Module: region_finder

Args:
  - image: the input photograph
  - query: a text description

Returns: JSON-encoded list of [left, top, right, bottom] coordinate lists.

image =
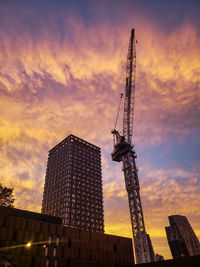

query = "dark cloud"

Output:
[[136, 72, 200, 135], [0, 0, 199, 39], [17, 171, 30, 181]]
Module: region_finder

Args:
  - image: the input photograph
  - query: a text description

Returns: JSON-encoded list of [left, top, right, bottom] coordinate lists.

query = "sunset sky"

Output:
[[0, 0, 200, 260]]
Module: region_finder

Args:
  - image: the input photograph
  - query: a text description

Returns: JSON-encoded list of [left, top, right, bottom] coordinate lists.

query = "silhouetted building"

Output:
[[154, 253, 164, 262], [137, 255, 200, 267], [42, 134, 104, 233], [165, 215, 200, 259], [0, 206, 134, 267]]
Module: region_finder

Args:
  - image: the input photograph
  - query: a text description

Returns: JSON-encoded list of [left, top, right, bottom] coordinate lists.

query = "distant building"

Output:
[[41, 134, 104, 233], [0, 206, 134, 267], [165, 215, 200, 259], [146, 234, 163, 262], [154, 253, 164, 262]]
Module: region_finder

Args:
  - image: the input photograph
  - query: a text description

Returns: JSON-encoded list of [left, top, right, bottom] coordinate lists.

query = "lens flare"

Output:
[[25, 242, 31, 247]]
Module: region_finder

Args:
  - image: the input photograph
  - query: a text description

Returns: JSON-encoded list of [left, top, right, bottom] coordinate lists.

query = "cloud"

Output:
[[133, 24, 200, 144], [1, 12, 199, 148]]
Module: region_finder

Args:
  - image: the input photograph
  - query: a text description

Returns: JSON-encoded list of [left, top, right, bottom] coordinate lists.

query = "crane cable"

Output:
[[114, 93, 123, 130]]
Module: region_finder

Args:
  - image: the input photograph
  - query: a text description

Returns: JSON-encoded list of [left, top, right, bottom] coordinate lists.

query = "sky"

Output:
[[0, 0, 200, 260]]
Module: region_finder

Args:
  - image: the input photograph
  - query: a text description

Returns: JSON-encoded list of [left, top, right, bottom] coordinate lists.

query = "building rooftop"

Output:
[[49, 134, 100, 153], [0, 206, 62, 225]]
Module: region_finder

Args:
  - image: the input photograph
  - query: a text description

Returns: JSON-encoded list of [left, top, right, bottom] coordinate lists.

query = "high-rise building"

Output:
[[165, 215, 200, 259], [42, 134, 104, 233]]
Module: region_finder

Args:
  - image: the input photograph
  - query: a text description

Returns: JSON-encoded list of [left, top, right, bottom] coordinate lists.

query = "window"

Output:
[[12, 230, 17, 241], [68, 238, 72, 248], [113, 244, 118, 253], [48, 236, 52, 245], [53, 248, 56, 257], [45, 247, 48, 256], [65, 219, 69, 224]]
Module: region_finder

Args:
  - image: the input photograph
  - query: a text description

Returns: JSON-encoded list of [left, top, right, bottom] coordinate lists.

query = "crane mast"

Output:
[[111, 29, 151, 264]]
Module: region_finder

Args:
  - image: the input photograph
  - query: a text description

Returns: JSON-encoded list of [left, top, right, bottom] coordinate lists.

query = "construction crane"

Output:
[[111, 29, 151, 264]]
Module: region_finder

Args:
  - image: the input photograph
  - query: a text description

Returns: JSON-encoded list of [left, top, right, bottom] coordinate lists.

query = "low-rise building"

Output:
[[154, 253, 164, 262], [0, 206, 134, 267]]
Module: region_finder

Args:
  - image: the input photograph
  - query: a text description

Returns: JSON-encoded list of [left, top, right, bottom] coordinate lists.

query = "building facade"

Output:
[[0, 207, 134, 267], [42, 134, 104, 233], [165, 215, 200, 259]]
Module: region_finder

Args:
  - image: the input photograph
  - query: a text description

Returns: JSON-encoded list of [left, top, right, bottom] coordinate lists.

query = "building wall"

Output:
[[165, 226, 188, 259], [42, 134, 104, 233], [0, 207, 134, 267]]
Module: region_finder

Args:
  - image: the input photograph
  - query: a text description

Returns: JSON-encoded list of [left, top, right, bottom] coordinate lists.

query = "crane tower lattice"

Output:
[[111, 29, 151, 264]]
